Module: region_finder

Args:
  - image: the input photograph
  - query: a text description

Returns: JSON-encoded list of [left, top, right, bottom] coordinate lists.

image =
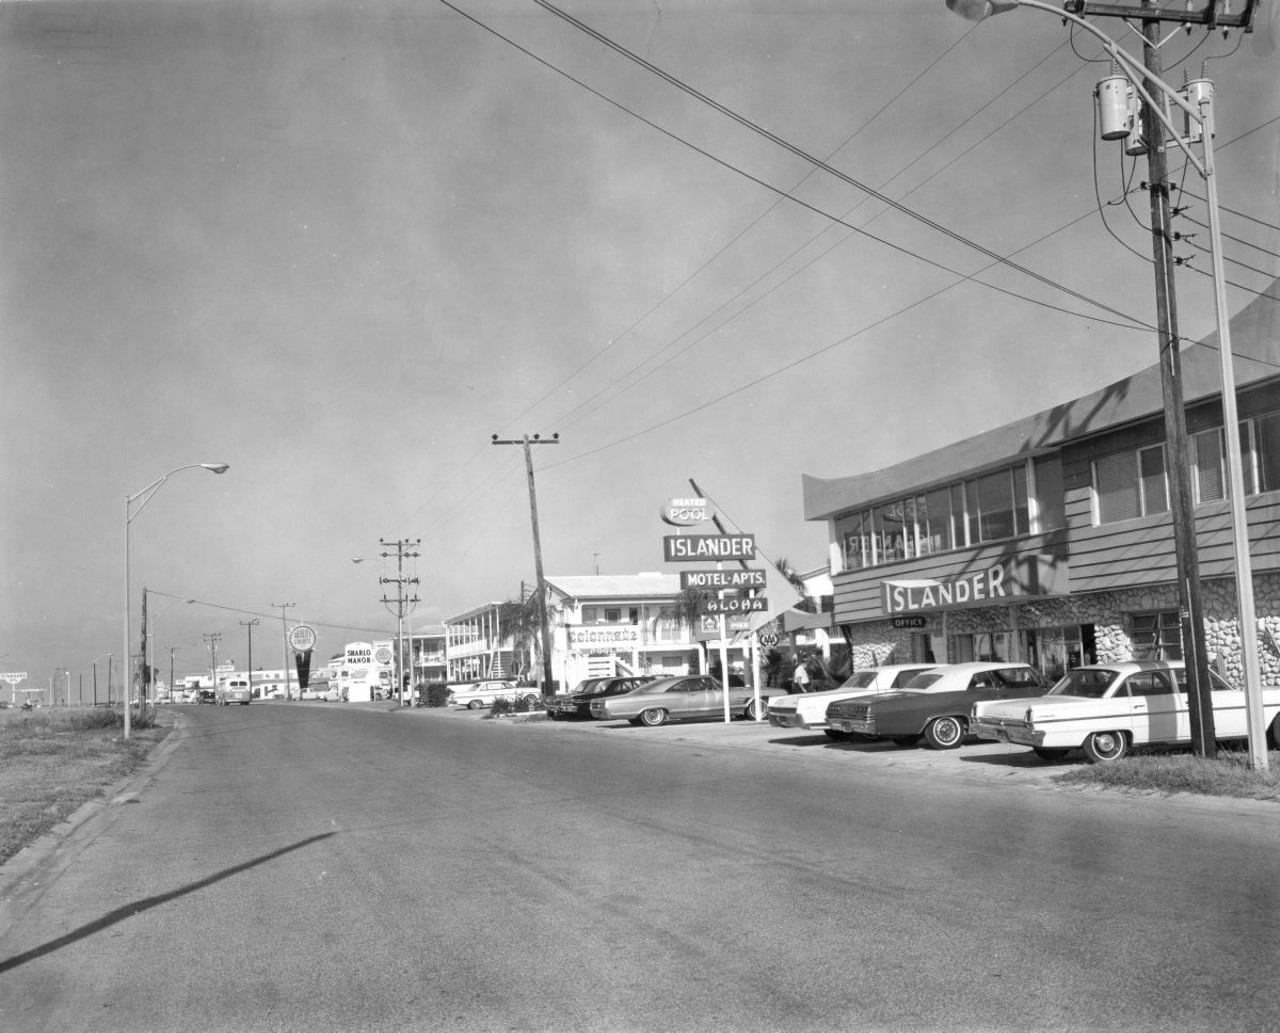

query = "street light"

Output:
[[123, 463, 229, 738], [946, 0, 1267, 769]]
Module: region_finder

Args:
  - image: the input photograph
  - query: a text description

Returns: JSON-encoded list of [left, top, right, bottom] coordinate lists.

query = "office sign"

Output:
[[681, 568, 766, 591], [663, 534, 755, 562]]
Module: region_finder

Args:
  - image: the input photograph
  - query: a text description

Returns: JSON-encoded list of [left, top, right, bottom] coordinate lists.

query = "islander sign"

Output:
[[663, 534, 755, 562], [882, 566, 1008, 614]]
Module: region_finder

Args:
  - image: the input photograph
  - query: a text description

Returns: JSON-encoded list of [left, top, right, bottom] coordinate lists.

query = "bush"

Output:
[[488, 693, 544, 717], [424, 682, 450, 708]]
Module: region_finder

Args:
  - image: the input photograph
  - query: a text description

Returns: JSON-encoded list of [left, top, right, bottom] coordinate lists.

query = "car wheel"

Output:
[[639, 708, 668, 727], [1032, 747, 1070, 761], [890, 735, 920, 747], [743, 700, 763, 721], [823, 729, 853, 741], [1081, 730, 1128, 763], [523, 694, 540, 706], [467, 699, 485, 710], [923, 715, 965, 750], [1269, 714, 1280, 751]]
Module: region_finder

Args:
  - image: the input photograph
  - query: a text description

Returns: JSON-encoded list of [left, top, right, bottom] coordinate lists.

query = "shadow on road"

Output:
[[0, 831, 336, 975]]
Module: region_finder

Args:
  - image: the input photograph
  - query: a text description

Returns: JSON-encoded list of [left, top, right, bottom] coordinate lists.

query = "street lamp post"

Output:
[[946, 0, 1267, 769], [123, 462, 229, 739]]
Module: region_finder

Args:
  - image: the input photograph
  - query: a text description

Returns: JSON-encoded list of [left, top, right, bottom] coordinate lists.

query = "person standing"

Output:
[[793, 658, 811, 692]]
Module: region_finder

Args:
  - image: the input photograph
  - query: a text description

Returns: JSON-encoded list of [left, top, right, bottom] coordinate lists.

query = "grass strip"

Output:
[[1055, 746, 1280, 801], [0, 708, 171, 866]]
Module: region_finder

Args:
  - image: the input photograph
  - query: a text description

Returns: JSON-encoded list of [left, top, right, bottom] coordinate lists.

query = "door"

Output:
[[1125, 669, 1183, 745], [684, 677, 721, 717]]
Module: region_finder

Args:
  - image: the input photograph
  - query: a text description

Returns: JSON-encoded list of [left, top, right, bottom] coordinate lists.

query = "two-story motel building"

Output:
[[803, 282, 1280, 688]]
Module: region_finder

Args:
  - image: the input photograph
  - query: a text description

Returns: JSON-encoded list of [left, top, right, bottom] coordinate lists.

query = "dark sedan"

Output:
[[547, 676, 658, 719], [824, 662, 1050, 750]]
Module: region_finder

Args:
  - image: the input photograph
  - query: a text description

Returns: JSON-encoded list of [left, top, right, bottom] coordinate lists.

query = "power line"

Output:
[[527, 0, 1147, 330]]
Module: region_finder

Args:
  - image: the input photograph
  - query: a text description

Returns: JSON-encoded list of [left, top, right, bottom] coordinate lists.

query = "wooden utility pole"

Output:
[[492, 433, 560, 696]]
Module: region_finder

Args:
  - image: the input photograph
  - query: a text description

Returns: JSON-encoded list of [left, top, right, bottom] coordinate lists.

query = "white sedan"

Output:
[[766, 663, 942, 740], [447, 680, 533, 709], [971, 660, 1280, 762]]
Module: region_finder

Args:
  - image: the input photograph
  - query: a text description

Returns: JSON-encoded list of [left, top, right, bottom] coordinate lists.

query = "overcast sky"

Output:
[[2, 0, 1277, 687]]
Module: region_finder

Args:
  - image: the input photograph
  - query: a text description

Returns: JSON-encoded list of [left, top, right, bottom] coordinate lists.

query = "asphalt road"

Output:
[[1, 703, 1277, 1032]]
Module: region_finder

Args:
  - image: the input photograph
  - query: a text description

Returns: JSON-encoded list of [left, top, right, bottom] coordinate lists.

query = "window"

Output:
[[603, 608, 621, 623], [1191, 428, 1226, 503], [839, 510, 874, 570], [833, 460, 1036, 570], [919, 486, 953, 554], [1126, 671, 1175, 697], [1252, 411, 1280, 493], [1129, 611, 1182, 660], [1094, 445, 1168, 523]]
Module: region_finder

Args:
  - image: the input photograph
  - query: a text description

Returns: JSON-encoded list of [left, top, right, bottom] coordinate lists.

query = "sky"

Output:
[[2, 0, 1278, 690]]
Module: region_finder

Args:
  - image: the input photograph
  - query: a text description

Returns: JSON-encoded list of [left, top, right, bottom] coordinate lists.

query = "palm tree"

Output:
[[774, 557, 816, 613], [498, 594, 541, 682]]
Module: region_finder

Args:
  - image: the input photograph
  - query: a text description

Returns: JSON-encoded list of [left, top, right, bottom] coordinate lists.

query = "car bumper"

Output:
[[827, 717, 873, 735], [972, 719, 1043, 746], [767, 711, 804, 729]]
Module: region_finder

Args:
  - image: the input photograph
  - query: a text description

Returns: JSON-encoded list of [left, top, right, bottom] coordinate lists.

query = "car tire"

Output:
[[1269, 714, 1280, 751], [1032, 747, 1070, 761], [743, 700, 763, 721], [1081, 730, 1128, 763], [923, 715, 965, 750], [467, 699, 485, 710], [639, 708, 668, 727], [523, 694, 539, 707], [890, 735, 920, 747], [823, 729, 853, 741]]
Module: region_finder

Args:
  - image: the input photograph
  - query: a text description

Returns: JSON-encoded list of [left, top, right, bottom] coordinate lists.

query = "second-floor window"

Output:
[[1093, 409, 1280, 525], [836, 460, 1035, 570]]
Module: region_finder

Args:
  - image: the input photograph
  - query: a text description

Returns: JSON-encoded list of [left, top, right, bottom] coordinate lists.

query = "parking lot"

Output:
[[406, 702, 1073, 787]]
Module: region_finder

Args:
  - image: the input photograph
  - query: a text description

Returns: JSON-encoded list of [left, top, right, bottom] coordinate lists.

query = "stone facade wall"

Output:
[[839, 571, 1280, 683]]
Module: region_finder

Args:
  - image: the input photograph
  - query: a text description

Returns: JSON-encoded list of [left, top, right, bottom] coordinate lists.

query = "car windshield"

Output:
[[1047, 668, 1119, 698], [838, 670, 879, 690]]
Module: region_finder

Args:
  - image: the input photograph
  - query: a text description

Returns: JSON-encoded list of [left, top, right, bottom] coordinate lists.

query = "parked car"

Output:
[[447, 680, 532, 709], [970, 660, 1280, 762], [825, 662, 1051, 750], [548, 676, 658, 719], [196, 688, 217, 705], [767, 663, 942, 739], [320, 685, 347, 702], [589, 675, 769, 726]]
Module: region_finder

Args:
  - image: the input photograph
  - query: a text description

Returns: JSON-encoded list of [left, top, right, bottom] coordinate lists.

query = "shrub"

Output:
[[488, 693, 544, 717], [424, 682, 450, 708]]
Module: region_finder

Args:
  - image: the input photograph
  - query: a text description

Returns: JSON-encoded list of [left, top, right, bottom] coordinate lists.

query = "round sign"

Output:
[[660, 496, 715, 527], [288, 624, 317, 652], [758, 632, 779, 648], [374, 646, 394, 665]]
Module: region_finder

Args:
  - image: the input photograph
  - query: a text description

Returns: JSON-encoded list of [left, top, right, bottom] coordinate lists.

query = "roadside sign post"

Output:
[[1, 673, 28, 707]]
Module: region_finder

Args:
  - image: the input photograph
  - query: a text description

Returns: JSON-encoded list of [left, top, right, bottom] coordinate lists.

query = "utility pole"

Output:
[[272, 602, 295, 699], [239, 619, 260, 699], [1061, 0, 1234, 754], [203, 633, 221, 697], [378, 538, 421, 705], [492, 433, 560, 696], [169, 646, 177, 705]]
